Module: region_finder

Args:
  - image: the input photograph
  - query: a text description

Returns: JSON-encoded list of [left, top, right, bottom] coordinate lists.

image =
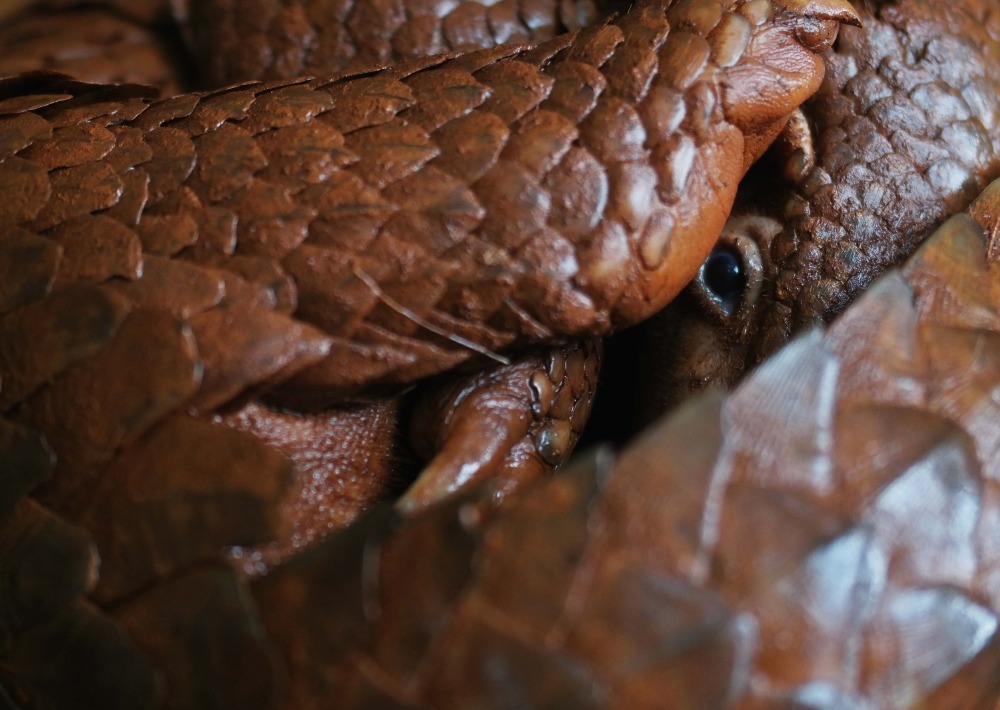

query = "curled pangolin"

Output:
[[0, 1, 860, 706], [0, 2, 855, 504], [9, 0, 1000, 707]]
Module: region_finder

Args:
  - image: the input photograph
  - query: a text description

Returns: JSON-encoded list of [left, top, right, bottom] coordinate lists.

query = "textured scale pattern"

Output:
[[0, 1, 850, 402], [0, 8, 184, 94], [611, 0, 1000, 423], [0, 0, 855, 664], [0, 0, 613, 531], [0, 419, 158, 709], [762, 0, 1000, 355], [0, 0, 928, 707], [176, 0, 614, 86], [234, 179, 1000, 709]]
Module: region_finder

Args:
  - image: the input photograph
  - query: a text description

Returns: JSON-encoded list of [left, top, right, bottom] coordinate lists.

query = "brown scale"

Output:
[[174, 0, 620, 87], [0, 419, 159, 709], [0, 0, 853, 599], [227, 179, 1000, 709], [613, 0, 1000, 426], [0, 1, 859, 706], [0, 2, 855, 398], [0, 8, 185, 95]]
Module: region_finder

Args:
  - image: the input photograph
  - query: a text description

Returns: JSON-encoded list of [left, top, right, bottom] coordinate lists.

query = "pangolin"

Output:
[[0, 1, 858, 705], [0, 0, 853, 558], [607, 0, 1000, 429]]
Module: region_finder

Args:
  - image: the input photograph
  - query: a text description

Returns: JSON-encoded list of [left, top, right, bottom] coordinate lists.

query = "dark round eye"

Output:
[[702, 247, 746, 313], [689, 215, 773, 323]]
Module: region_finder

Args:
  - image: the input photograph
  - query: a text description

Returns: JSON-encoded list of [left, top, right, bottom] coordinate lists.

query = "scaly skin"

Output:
[[5, 4, 1000, 710], [175, 0, 619, 86], [0, 0, 607, 575], [0, 1, 855, 401], [0, 1, 857, 705], [235, 178, 1000, 709], [2, 0, 621, 92], [0, 1, 854, 592], [0, 8, 186, 95], [618, 0, 1000, 421], [28, 0, 616, 78], [0, 420, 158, 709]]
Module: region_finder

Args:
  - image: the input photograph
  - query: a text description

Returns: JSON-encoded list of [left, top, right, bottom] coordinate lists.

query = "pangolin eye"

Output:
[[702, 247, 746, 313], [690, 215, 773, 323]]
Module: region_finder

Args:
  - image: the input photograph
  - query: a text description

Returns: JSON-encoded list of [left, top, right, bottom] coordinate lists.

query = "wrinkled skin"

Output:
[[609, 0, 1000, 426]]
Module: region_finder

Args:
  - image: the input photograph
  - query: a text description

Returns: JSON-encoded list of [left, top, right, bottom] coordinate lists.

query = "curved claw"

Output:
[[400, 341, 600, 513]]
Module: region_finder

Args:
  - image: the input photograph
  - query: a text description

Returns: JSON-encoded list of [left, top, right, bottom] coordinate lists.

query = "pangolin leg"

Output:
[[219, 398, 405, 576], [399, 339, 600, 513]]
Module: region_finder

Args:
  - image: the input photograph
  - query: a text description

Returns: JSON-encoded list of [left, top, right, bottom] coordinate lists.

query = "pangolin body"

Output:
[[0, 1, 863, 705], [7, 179, 997, 707], [1, 0, 855, 399], [0, 0, 853, 523]]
